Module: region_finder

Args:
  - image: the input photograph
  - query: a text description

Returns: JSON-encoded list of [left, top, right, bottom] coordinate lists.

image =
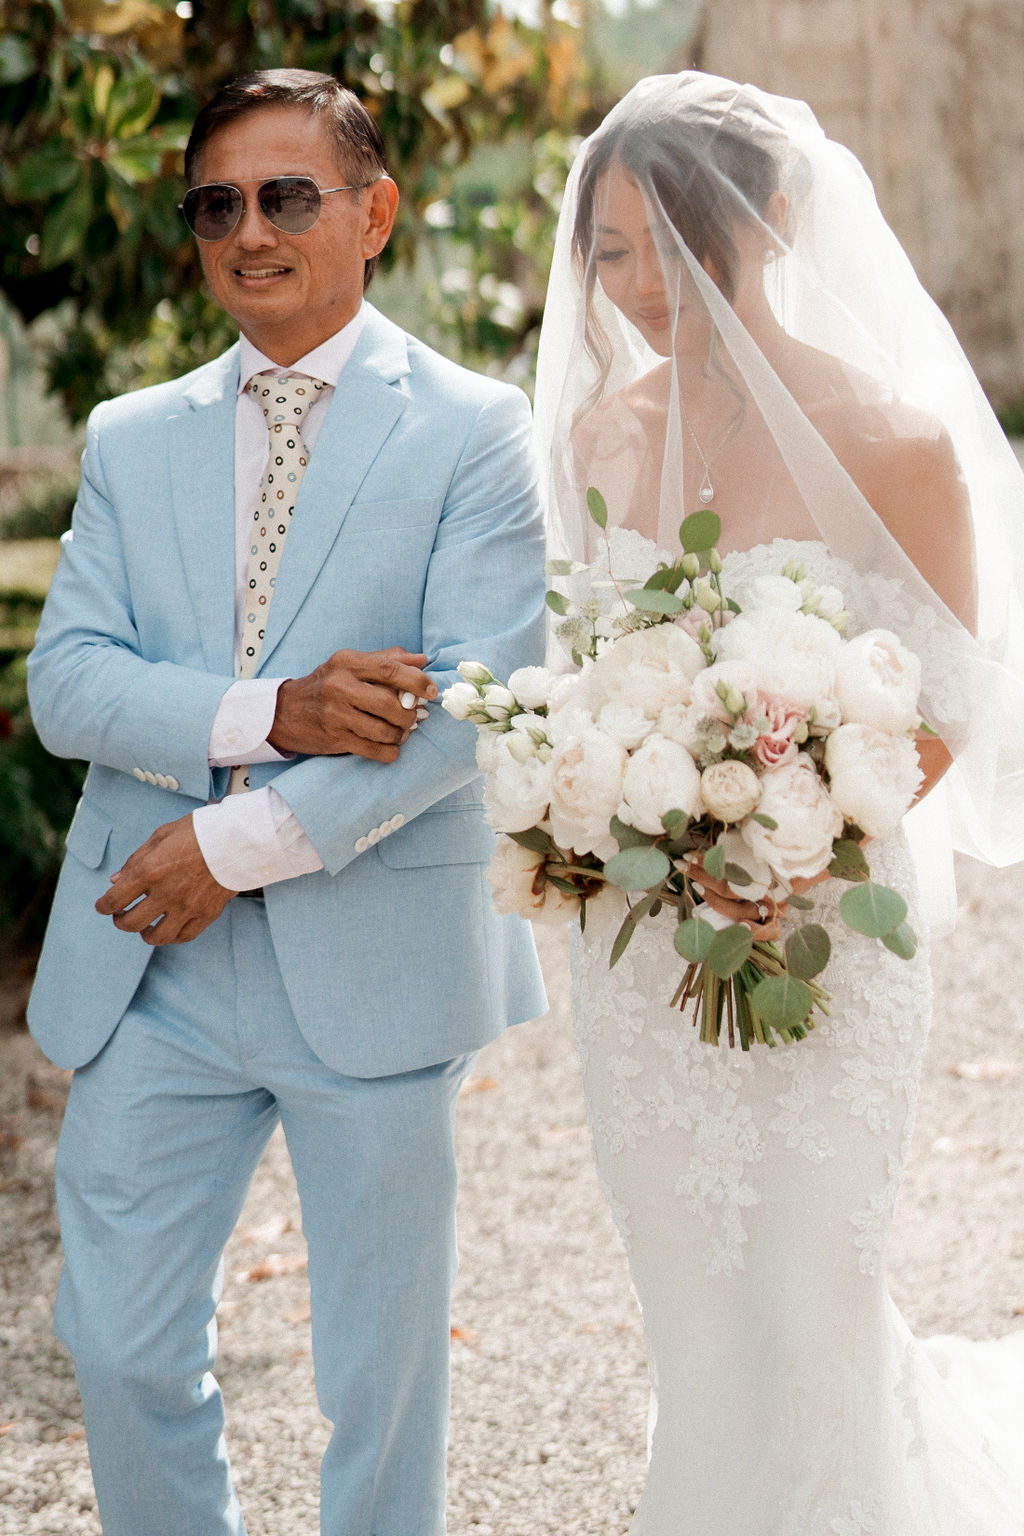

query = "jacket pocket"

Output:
[[375, 809, 495, 869], [64, 797, 112, 869]]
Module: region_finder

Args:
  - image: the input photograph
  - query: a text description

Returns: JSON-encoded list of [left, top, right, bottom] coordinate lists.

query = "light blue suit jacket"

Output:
[[27, 305, 548, 1076]]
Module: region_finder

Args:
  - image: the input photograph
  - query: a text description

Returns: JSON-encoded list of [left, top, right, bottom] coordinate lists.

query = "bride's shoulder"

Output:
[[573, 364, 671, 448]]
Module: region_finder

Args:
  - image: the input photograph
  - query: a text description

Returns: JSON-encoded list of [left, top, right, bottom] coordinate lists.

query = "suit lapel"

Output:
[[256, 309, 410, 673], [169, 346, 240, 675]]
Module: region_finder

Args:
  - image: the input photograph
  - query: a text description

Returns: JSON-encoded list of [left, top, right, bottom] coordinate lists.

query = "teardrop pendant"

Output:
[[698, 472, 715, 505]]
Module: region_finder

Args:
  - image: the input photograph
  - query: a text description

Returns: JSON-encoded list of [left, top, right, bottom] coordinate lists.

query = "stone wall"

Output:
[[688, 0, 1024, 405]]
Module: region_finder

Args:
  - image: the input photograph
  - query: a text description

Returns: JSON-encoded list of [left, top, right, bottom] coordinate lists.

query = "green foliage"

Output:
[[0, 651, 86, 951], [0, 0, 609, 419]]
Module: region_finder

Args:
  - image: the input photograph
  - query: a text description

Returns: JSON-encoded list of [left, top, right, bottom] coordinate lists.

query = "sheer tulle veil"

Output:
[[534, 71, 1024, 923]]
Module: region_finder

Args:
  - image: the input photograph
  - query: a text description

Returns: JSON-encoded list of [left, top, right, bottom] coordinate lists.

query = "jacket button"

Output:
[[354, 836, 369, 854], [166, 776, 180, 792], [133, 767, 146, 781], [366, 826, 380, 844], [390, 812, 405, 830]]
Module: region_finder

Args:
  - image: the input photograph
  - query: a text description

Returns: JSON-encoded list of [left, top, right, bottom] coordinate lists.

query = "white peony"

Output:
[[825, 723, 923, 838], [475, 729, 505, 773], [486, 836, 577, 925], [712, 607, 841, 715], [507, 665, 557, 710], [834, 629, 921, 735], [548, 728, 627, 859], [739, 755, 842, 883], [597, 700, 656, 751], [617, 733, 703, 835], [482, 743, 553, 833], [747, 574, 803, 612], [700, 760, 762, 823], [546, 702, 595, 745], [584, 624, 704, 719]]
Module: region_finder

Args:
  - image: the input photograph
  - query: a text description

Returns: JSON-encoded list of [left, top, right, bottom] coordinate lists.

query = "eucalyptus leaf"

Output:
[[507, 827, 555, 855], [706, 924, 753, 979], [679, 509, 721, 553], [723, 861, 753, 887], [604, 844, 672, 892], [587, 486, 608, 529], [839, 881, 908, 939], [610, 815, 656, 850], [546, 873, 581, 895], [626, 587, 684, 615], [750, 974, 815, 1030], [660, 808, 689, 837], [545, 558, 579, 576], [749, 811, 778, 830], [702, 844, 726, 881], [882, 921, 918, 960], [545, 589, 569, 616], [785, 892, 816, 911], [828, 838, 870, 882], [609, 888, 662, 966], [674, 915, 717, 963], [784, 923, 831, 980]]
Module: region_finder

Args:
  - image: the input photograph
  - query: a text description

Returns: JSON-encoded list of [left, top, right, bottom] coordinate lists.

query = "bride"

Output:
[[533, 72, 1024, 1533]]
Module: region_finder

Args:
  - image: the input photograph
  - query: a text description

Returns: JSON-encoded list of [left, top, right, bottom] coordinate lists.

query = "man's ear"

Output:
[[362, 176, 399, 259]]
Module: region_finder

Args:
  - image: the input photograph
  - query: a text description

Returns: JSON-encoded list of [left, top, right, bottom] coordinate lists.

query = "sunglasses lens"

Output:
[[183, 184, 243, 240], [258, 177, 322, 233]]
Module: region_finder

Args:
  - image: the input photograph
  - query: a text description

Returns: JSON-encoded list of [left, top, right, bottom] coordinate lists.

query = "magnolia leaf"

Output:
[[40, 177, 93, 269], [828, 838, 869, 882], [610, 815, 656, 850], [750, 974, 814, 1030], [723, 861, 753, 887], [587, 486, 608, 528], [545, 589, 569, 615], [784, 923, 831, 980], [706, 924, 753, 979], [674, 914, 716, 962], [11, 143, 80, 200], [507, 827, 554, 855], [749, 811, 778, 830], [702, 843, 726, 881], [882, 921, 918, 960], [840, 881, 908, 939], [604, 845, 671, 891], [0, 35, 35, 83], [626, 587, 684, 615], [679, 509, 721, 554]]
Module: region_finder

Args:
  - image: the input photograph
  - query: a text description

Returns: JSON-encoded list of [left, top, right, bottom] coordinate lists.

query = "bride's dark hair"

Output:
[[571, 110, 783, 414]]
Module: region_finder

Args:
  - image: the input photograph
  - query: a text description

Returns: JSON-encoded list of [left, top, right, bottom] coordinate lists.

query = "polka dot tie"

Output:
[[230, 372, 325, 793]]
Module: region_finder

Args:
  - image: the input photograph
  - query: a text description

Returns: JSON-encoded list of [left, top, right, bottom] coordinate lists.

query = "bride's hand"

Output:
[[686, 861, 839, 942]]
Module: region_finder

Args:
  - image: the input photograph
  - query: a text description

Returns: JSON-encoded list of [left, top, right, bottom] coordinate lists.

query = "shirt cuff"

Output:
[[208, 678, 293, 767], [193, 786, 324, 890]]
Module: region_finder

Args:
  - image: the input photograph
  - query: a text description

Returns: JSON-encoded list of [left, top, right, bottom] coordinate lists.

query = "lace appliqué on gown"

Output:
[[568, 540, 1024, 1535]]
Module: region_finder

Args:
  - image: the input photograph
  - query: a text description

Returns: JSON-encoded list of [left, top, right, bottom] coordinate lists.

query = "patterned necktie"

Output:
[[230, 372, 325, 793]]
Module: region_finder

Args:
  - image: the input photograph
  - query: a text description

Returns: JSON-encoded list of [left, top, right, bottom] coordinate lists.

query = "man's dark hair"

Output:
[[185, 69, 390, 288]]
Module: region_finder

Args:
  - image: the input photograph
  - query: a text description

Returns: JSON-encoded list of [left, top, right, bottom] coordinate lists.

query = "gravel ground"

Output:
[[2, 852, 1023, 1535]]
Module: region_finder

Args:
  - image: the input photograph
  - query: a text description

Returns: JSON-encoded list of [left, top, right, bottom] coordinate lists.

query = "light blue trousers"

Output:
[[54, 897, 474, 1536]]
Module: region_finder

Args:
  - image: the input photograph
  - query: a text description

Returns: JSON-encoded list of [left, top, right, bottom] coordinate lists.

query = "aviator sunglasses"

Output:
[[179, 175, 374, 242]]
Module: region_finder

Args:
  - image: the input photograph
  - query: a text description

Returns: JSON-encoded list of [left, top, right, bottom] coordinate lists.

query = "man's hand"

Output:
[[268, 647, 437, 761], [95, 815, 237, 945]]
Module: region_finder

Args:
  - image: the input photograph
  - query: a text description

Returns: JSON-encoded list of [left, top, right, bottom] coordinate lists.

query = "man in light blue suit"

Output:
[[27, 68, 546, 1535]]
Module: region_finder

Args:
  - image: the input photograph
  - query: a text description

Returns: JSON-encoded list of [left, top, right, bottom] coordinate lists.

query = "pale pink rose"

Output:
[[825, 723, 923, 838], [740, 755, 842, 883], [617, 734, 703, 835], [548, 728, 627, 859], [753, 693, 808, 769]]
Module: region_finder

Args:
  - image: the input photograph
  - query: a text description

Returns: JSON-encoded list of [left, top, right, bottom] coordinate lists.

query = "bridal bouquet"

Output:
[[443, 494, 926, 1048]]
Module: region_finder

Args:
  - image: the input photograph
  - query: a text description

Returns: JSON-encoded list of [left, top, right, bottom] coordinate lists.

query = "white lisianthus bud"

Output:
[[715, 680, 747, 717], [506, 666, 555, 711], [707, 548, 723, 575], [700, 760, 762, 823], [457, 661, 494, 686], [505, 730, 538, 765], [442, 681, 479, 720], [510, 711, 549, 736], [694, 577, 725, 613], [482, 684, 517, 721], [681, 553, 701, 579]]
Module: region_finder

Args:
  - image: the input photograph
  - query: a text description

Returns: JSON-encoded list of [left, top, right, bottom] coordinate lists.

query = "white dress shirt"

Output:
[[192, 306, 368, 891]]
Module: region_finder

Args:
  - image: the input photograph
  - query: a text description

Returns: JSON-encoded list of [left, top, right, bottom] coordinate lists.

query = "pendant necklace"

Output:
[[679, 402, 717, 506]]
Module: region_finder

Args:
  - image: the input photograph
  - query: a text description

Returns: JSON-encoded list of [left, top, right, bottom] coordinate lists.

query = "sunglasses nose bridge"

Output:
[[233, 185, 283, 244]]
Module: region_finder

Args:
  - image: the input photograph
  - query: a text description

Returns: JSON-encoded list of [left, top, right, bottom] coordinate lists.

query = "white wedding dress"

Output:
[[569, 540, 1024, 1535]]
